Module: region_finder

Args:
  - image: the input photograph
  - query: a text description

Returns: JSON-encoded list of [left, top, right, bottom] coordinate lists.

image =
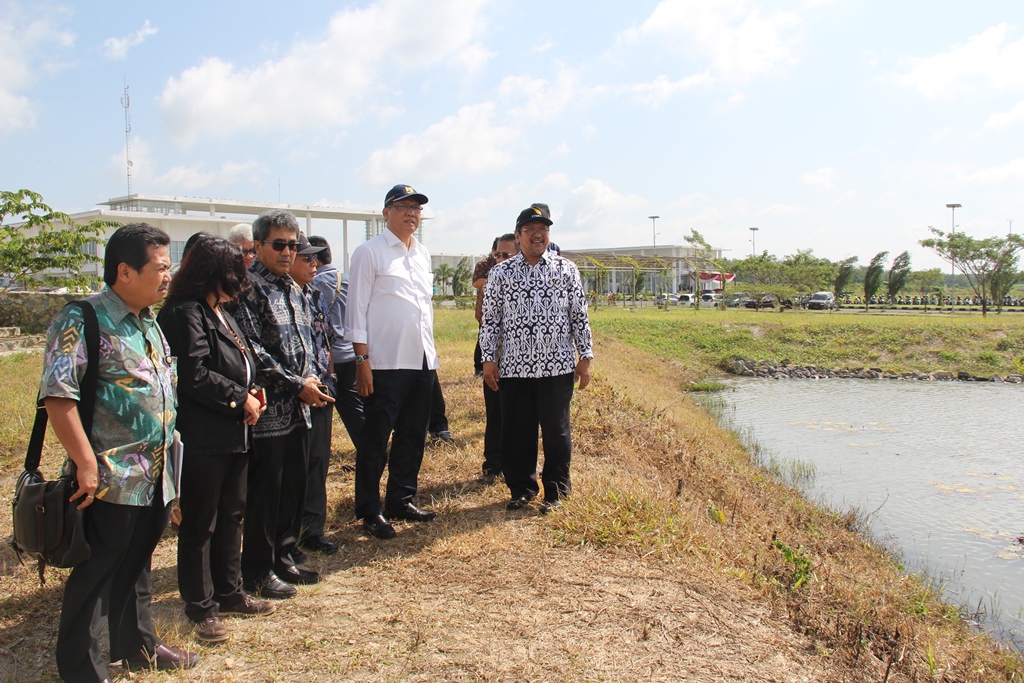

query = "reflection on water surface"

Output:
[[711, 378, 1024, 647]]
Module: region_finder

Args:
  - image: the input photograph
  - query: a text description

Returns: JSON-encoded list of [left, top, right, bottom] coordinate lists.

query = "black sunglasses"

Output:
[[261, 239, 298, 252], [494, 252, 515, 259]]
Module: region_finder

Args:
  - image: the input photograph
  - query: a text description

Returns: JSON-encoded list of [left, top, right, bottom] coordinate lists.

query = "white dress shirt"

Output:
[[344, 227, 439, 371]]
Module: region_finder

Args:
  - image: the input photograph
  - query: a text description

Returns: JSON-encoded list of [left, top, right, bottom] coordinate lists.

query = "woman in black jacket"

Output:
[[158, 234, 273, 644]]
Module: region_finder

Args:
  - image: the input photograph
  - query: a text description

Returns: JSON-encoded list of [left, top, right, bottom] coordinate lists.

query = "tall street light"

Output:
[[648, 215, 659, 251], [749, 227, 759, 257], [946, 203, 960, 312]]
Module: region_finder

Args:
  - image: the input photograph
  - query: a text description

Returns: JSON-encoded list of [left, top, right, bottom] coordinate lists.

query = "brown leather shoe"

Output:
[[124, 643, 199, 671]]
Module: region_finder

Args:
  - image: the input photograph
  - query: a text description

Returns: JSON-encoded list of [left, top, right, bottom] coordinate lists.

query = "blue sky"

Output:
[[2, 0, 1023, 269]]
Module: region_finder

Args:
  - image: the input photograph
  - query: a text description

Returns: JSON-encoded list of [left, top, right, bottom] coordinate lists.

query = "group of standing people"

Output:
[[38, 186, 593, 682]]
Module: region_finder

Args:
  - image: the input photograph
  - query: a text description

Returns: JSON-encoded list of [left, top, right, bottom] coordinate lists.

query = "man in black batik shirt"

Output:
[[479, 205, 594, 513]]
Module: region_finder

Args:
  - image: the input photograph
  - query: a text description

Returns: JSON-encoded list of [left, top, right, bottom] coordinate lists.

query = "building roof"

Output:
[[99, 193, 381, 223]]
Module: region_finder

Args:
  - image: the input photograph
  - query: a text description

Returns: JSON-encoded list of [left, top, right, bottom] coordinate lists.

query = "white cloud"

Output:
[[620, 0, 803, 83], [499, 70, 580, 124], [0, 7, 74, 133], [159, 0, 491, 146], [801, 166, 836, 190], [533, 173, 570, 192], [108, 136, 264, 191], [360, 103, 520, 185], [984, 101, 1024, 131], [957, 158, 1024, 186], [531, 40, 555, 54], [757, 203, 810, 218], [889, 24, 1024, 100], [102, 20, 158, 60], [156, 160, 265, 191], [559, 179, 647, 245], [619, 73, 715, 106]]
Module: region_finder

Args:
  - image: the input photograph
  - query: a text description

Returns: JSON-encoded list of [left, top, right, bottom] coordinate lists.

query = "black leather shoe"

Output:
[[301, 535, 340, 555], [540, 500, 563, 515], [384, 502, 436, 522], [243, 571, 297, 599], [124, 643, 199, 671], [506, 495, 534, 510], [290, 547, 307, 564], [362, 514, 396, 539], [275, 564, 320, 585]]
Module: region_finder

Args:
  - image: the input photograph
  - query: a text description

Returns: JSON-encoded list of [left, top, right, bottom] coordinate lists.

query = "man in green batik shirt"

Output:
[[39, 223, 197, 682]]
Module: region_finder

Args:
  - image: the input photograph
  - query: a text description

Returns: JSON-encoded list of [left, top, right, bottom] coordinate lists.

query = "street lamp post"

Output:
[[648, 215, 660, 299], [946, 203, 960, 312], [749, 227, 759, 257]]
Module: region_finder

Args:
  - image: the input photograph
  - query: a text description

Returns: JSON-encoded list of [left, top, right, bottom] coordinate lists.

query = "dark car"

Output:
[[744, 295, 777, 309]]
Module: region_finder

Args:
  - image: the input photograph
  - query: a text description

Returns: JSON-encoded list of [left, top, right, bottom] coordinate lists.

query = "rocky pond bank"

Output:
[[729, 358, 1024, 383]]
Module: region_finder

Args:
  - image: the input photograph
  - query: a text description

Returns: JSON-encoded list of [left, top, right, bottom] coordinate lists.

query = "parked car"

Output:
[[700, 293, 722, 307], [744, 294, 777, 309], [675, 293, 696, 306], [806, 291, 836, 310]]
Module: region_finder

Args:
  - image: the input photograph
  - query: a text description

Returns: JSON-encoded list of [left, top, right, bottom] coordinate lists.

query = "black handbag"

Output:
[[11, 300, 99, 583]]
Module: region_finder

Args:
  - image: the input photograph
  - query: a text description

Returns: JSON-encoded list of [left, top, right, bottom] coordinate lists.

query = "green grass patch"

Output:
[[588, 307, 1024, 376]]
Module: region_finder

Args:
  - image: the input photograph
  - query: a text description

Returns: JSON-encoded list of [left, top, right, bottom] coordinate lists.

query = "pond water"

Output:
[[707, 378, 1024, 647]]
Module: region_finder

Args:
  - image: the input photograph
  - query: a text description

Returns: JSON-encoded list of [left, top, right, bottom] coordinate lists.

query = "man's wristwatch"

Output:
[[354, 354, 369, 365]]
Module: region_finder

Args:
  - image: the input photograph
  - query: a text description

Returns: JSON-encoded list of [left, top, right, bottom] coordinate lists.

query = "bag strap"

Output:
[[23, 300, 100, 472]]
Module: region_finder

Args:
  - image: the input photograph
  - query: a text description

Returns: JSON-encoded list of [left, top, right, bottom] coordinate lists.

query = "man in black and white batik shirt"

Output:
[[480, 205, 593, 514]]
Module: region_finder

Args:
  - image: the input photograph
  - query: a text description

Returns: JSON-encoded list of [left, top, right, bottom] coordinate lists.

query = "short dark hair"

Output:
[[307, 235, 332, 264], [103, 223, 171, 286], [252, 210, 299, 242], [165, 235, 249, 304], [498, 233, 517, 245], [181, 231, 212, 261]]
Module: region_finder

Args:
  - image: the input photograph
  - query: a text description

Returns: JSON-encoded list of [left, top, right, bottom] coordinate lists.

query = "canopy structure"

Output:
[[560, 246, 726, 295]]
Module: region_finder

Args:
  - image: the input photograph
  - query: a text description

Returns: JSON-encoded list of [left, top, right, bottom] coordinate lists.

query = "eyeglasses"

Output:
[[493, 251, 515, 260], [520, 226, 549, 235], [261, 240, 298, 252], [242, 248, 257, 256], [298, 254, 318, 263], [389, 203, 423, 213]]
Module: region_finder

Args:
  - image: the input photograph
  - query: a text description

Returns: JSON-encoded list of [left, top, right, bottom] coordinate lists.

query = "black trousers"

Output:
[[56, 492, 169, 683], [427, 374, 448, 433], [332, 360, 365, 446], [473, 339, 483, 374], [241, 428, 309, 581], [499, 373, 574, 502], [482, 380, 502, 476], [177, 450, 247, 623], [303, 404, 334, 540], [354, 364, 435, 519]]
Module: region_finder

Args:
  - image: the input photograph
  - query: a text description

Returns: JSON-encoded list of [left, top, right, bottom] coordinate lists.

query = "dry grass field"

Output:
[[0, 309, 1020, 682]]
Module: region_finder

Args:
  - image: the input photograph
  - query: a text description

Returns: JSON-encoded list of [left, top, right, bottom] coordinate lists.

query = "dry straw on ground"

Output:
[[0, 325, 1020, 681]]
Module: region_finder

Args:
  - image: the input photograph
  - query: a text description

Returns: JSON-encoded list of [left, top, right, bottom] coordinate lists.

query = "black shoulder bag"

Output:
[[11, 301, 99, 583]]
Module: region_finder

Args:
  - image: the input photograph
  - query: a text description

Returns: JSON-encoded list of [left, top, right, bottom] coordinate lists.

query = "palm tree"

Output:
[[434, 263, 454, 296]]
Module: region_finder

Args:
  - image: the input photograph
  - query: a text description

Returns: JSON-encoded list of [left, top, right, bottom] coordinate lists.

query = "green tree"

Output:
[[433, 262, 454, 296], [863, 251, 889, 310], [887, 251, 912, 300], [832, 256, 858, 299], [907, 268, 944, 312], [684, 229, 729, 307], [920, 228, 1024, 317], [451, 257, 472, 297], [988, 261, 1020, 313], [0, 189, 107, 293], [781, 249, 834, 294]]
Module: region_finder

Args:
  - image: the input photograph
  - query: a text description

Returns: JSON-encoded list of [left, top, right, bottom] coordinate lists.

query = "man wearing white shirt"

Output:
[[345, 184, 439, 539]]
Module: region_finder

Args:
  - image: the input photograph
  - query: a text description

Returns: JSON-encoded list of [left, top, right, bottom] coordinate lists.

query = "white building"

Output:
[[59, 194, 384, 278], [561, 244, 726, 295]]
